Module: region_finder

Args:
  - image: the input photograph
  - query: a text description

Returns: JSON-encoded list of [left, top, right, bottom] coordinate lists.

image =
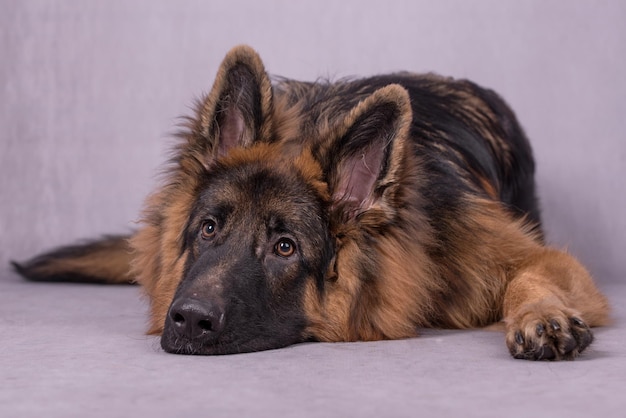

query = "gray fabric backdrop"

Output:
[[1, 0, 625, 283]]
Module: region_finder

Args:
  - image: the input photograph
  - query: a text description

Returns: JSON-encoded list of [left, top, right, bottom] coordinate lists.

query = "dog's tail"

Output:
[[11, 235, 135, 284]]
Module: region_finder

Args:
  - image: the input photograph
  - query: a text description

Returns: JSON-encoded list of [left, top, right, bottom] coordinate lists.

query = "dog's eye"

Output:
[[200, 219, 217, 239], [274, 238, 296, 258]]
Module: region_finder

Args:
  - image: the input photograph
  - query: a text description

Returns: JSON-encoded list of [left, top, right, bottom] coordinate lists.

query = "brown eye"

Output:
[[274, 238, 296, 257], [200, 219, 217, 239]]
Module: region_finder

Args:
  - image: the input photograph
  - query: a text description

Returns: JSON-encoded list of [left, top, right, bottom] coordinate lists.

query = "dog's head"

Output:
[[132, 46, 415, 354]]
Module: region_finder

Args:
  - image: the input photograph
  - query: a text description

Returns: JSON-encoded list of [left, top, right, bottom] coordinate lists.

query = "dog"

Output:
[[13, 45, 610, 359]]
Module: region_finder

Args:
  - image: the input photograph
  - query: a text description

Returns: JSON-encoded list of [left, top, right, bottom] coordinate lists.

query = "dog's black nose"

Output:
[[167, 298, 225, 340]]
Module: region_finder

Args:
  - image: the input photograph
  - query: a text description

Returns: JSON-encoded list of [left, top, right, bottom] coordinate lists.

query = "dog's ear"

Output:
[[194, 45, 273, 162], [319, 84, 412, 222]]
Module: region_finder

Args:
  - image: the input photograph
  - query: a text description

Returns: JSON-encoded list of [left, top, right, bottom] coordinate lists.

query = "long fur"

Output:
[[14, 45, 610, 359]]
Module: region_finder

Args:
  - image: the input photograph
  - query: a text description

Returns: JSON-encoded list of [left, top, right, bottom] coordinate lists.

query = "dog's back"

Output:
[[274, 73, 541, 229]]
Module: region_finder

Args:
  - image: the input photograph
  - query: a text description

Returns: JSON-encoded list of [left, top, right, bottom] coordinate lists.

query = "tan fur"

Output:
[[134, 46, 609, 357], [21, 45, 606, 358], [503, 249, 610, 358], [130, 184, 196, 334], [303, 192, 610, 349], [40, 241, 134, 284]]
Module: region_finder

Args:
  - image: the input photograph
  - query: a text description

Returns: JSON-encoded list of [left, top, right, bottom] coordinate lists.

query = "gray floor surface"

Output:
[[1, 270, 624, 418]]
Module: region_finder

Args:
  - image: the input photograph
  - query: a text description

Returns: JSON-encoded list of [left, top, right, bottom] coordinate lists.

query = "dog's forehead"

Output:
[[200, 160, 322, 218]]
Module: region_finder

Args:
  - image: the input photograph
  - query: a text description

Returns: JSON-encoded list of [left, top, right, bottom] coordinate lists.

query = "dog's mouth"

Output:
[[160, 334, 231, 355], [159, 300, 305, 355], [159, 329, 295, 355]]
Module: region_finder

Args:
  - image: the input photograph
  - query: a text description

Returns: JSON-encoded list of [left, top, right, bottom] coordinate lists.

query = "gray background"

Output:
[[1, 1, 625, 283], [1, 2, 625, 418]]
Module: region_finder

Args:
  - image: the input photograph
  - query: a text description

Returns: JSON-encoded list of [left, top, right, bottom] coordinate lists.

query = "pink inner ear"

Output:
[[217, 106, 246, 158], [334, 143, 386, 215]]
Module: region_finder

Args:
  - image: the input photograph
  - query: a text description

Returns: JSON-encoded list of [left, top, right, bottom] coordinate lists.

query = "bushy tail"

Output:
[[12, 235, 135, 284]]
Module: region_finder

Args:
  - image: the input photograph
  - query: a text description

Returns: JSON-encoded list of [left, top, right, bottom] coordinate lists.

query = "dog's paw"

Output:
[[505, 302, 593, 361]]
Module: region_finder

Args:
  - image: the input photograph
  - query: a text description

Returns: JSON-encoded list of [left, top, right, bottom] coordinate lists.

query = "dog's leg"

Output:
[[503, 248, 610, 360]]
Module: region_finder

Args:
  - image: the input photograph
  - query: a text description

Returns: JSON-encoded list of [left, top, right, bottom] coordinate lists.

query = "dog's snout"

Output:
[[168, 298, 225, 340]]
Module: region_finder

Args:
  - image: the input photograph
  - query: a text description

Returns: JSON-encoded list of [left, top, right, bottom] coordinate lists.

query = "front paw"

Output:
[[505, 303, 594, 361]]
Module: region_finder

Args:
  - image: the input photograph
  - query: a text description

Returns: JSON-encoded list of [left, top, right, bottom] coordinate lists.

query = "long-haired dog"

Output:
[[14, 46, 609, 359]]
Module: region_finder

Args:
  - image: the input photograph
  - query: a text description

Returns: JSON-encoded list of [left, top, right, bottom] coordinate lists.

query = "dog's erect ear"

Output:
[[195, 45, 273, 162], [319, 85, 412, 222]]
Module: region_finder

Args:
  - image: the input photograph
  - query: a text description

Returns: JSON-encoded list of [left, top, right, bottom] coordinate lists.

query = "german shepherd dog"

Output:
[[13, 45, 610, 360]]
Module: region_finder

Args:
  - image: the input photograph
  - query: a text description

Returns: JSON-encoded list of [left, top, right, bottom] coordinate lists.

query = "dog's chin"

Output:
[[159, 334, 299, 356], [160, 342, 235, 355]]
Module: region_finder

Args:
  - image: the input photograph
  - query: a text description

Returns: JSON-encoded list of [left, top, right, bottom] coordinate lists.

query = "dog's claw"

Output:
[[506, 304, 595, 361], [536, 323, 545, 336], [549, 319, 561, 331]]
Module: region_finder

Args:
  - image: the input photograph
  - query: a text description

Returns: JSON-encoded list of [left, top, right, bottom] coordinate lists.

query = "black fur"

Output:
[[161, 161, 333, 354]]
